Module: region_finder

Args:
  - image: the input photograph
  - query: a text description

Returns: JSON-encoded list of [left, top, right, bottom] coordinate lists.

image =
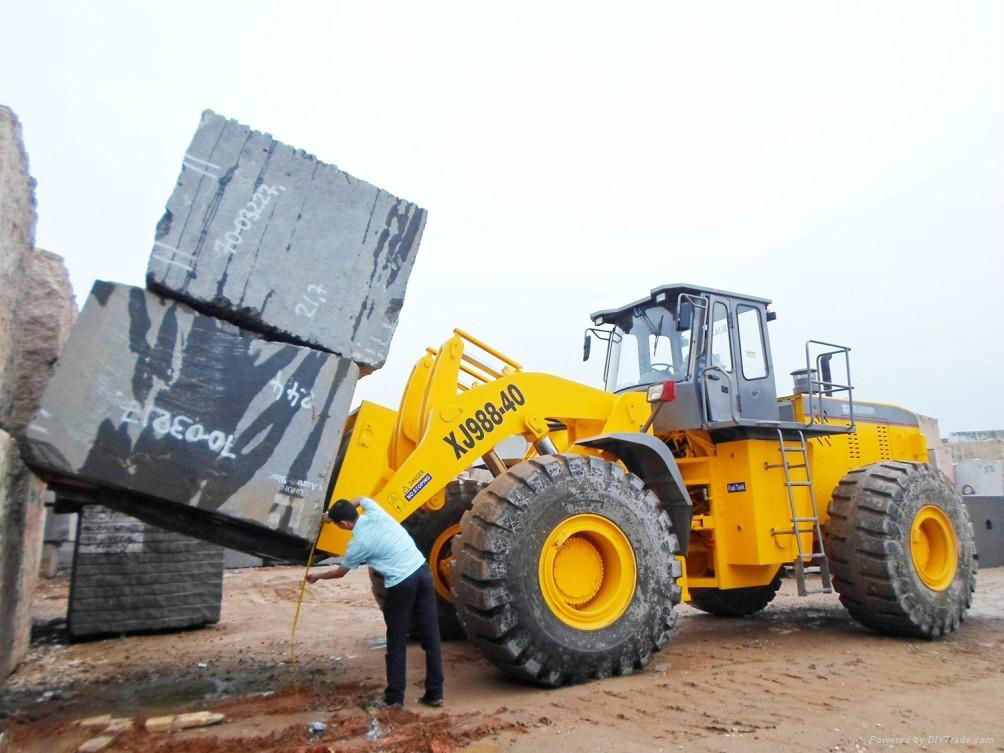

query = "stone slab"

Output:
[[223, 548, 264, 569], [77, 715, 113, 729], [962, 496, 1004, 568], [0, 106, 35, 427], [146, 110, 426, 370], [24, 282, 358, 555], [7, 248, 77, 439], [0, 428, 46, 678], [68, 505, 223, 637], [77, 735, 116, 753]]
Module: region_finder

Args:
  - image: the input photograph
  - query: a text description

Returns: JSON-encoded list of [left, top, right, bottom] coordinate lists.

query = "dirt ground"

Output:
[[1, 566, 1002, 753]]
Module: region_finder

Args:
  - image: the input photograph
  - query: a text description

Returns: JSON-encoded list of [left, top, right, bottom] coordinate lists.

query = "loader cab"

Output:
[[590, 284, 783, 436]]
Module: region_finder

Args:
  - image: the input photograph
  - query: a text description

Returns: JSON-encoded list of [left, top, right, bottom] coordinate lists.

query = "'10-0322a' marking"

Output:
[[443, 385, 525, 459]]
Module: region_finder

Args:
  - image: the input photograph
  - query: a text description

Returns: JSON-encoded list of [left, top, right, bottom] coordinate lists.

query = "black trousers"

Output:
[[381, 563, 444, 704]]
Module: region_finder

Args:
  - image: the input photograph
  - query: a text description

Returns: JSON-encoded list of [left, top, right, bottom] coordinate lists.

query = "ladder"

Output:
[[767, 428, 832, 596]]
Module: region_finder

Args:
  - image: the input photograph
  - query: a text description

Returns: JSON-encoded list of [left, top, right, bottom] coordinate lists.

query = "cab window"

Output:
[[709, 302, 732, 372], [736, 304, 768, 380]]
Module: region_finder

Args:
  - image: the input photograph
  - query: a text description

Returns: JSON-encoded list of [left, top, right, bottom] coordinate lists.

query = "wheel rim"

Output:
[[429, 523, 461, 602], [538, 514, 636, 630], [910, 505, 957, 591]]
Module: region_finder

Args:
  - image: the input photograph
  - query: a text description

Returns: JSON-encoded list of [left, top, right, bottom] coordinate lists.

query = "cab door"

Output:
[[702, 298, 736, 423]]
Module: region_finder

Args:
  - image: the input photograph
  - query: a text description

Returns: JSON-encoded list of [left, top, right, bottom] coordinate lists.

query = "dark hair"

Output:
[[326, 499, 359, 524]]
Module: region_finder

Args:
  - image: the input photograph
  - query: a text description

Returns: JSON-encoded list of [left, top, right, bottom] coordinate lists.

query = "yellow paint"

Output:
[[538, 514, 636, 630], [910, 505, 957, 591], [674, 402, 930, 590], [316, 331, 646, 556], [429, 523, 462, 602], [316, 327, 934, 606]]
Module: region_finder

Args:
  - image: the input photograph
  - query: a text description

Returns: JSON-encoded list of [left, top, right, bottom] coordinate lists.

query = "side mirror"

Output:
[[583, 332, 592, 361], [676, 301, 693, 331]]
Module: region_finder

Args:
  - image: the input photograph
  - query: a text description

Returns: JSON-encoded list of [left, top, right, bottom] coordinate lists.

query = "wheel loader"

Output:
[[314, 283, 977, 686]]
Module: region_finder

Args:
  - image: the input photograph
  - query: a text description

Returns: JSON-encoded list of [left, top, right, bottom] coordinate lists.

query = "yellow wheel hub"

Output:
[[539, 514, 636, 630], [910, 505, 957, 591], [429, 523, 462, 602]]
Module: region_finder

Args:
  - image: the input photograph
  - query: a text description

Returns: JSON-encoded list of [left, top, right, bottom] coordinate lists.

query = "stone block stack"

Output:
[[5, 108, 426, 651], [23, 110, 427, 564], [68, 506, 224, 638]]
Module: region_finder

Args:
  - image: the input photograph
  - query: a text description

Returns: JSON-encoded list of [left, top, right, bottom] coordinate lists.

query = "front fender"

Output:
[[576, 433, 692, 555]]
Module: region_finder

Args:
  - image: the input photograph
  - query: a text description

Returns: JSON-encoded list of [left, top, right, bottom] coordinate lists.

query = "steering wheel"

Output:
[[648, 362, 675, 372]]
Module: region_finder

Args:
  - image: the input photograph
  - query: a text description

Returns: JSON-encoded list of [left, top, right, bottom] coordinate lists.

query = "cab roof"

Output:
[[590, 283, 773, 325]]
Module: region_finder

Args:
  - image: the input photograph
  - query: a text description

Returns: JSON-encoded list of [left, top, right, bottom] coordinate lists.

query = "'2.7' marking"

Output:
[[442, 385, 525, 459]]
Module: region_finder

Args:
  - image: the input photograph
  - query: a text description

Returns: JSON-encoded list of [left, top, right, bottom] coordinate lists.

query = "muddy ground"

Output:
[[1, 566, 1002, 753]]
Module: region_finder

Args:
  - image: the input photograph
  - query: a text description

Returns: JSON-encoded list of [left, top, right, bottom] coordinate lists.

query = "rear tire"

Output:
[[369, 478, 483, 640], [823, 461, 977, 639], [688, 570, 783, 617], [453, 453, 681, 687]]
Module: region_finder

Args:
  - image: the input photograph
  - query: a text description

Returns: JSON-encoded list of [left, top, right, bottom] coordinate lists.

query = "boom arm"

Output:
[[316, 330, 650, 555]]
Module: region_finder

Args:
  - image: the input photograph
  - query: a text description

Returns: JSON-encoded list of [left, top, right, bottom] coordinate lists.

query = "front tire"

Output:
[[453, 454, 681, 687], [823, 461, 977, 639]]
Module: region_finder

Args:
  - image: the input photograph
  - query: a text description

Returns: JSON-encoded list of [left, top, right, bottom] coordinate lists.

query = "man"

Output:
[[306, 497, 444, 708]]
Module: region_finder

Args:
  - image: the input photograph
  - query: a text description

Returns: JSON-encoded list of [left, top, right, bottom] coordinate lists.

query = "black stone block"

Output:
[[24, 282, 358, 547], [146, 110, 426, 370]]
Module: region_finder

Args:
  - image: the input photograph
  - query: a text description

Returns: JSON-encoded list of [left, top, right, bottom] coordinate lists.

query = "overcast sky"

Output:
[[3, 1, 1001, 435]]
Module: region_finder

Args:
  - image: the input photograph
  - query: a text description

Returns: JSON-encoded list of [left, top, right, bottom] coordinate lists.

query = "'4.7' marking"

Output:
[[442, 385, 525, 459]]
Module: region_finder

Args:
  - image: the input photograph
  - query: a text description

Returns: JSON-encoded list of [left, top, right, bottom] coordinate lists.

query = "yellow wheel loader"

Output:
[[315, 284, 977, 686]]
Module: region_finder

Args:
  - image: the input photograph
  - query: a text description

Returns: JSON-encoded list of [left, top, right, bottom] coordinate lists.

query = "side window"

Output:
[[615, 333, 640, 389], [737, 304, 768, 380], [709, 302, 732, 372]]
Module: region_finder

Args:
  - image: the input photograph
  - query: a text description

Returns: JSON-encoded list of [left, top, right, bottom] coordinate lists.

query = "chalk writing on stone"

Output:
[[214, 183, 286, 256], [295, 284, 328, 319], [268, 371, 314, 410], [120, 401, 237, 459]]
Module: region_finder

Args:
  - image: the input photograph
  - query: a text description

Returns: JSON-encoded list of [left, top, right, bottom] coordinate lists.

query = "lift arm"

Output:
[[316, 330, 651, 555]]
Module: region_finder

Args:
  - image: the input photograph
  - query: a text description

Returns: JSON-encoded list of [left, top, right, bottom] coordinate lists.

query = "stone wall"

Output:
[[945, 439, 1004, 463], [0, 104, 78, 680], [7, 248, 77, 437], [0, 106, 34, 427], [0, 430, 46, 679]]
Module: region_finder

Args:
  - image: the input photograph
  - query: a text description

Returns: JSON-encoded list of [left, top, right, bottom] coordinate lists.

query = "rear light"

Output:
[[646, 381, 677, 403]]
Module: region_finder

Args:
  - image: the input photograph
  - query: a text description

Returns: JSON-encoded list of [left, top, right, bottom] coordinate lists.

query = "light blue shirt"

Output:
[[340, 497, 425, 588]]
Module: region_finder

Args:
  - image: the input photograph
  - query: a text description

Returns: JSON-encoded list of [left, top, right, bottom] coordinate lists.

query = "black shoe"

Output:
[[419, 694, 444, 708]]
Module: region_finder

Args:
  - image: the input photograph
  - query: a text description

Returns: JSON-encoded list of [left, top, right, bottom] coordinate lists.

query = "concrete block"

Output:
[[24, 282, 358, 559], [0, 105, 36, 426], [962, 496, 1004, 568], [146, 110, 427, 370], [39, 544, 60, 578], [7, 249, 77, 439], [68, 505, 224, 637], [0, 429, 46, 678], [946, 439, 1004, 462], [956, 459, 1003, 497]]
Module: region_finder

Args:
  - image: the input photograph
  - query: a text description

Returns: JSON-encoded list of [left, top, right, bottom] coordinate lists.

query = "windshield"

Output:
[[604, 304, 696, 392]]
